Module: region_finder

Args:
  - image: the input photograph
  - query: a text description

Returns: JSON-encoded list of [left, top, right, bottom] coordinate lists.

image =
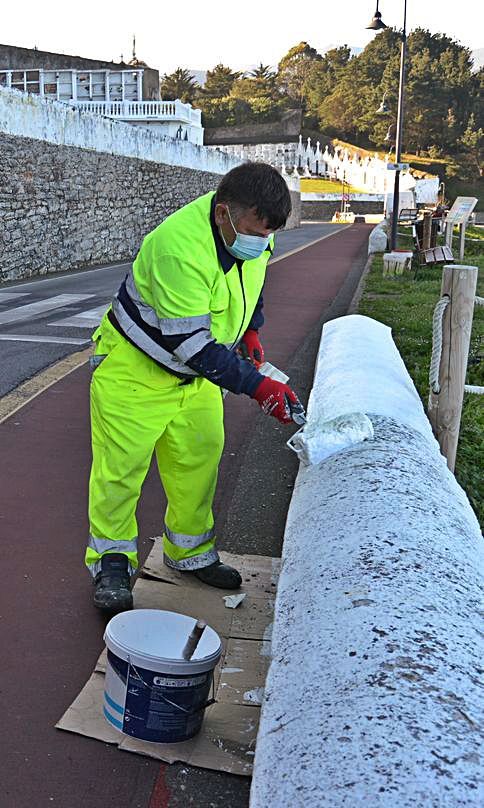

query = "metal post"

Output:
[[390, 0, 407, 252], [428, 264, 478, 472], [459, 224, 466, 260]]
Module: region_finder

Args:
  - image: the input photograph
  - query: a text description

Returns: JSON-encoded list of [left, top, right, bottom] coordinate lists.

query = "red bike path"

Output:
[[0, 224, 369, 808]]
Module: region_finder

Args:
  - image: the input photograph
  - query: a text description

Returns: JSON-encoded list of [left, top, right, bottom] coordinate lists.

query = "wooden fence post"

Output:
[[422, 210, 432, 250], [428, 264, 478, 472]]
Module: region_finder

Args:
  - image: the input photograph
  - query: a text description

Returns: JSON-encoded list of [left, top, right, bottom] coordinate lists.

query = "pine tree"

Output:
[[160, 68, 198, 103]]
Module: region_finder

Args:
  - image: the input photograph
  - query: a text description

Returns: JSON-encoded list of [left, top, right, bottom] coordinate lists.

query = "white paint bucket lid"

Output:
[[104, 609, 222, 675]]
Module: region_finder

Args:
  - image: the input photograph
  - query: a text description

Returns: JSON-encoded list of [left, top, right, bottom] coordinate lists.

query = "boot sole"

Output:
[[93, 594, 134, 613]]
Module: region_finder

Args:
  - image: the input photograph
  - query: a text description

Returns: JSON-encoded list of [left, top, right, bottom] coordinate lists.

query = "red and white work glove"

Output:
[[252, 377, 301, 425], [239, 329, 264, 368]]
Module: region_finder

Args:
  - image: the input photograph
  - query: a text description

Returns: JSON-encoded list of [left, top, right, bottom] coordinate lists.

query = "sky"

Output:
[[1, 0, 482, 74]]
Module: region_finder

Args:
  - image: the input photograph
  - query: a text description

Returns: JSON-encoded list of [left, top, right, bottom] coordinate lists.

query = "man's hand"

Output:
[[239, 329, 264, 368], [252, 377, 302, 425]]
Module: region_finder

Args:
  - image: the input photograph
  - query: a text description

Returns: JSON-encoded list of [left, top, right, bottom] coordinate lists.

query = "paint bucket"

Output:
[[103, 609, 222, 743]]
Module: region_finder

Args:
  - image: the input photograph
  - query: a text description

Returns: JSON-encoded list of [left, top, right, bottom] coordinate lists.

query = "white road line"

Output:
[[0, 294, 94, 325], [0, 292, 30, 302], [51, 303, 108, 328], [3, 262, 130, 290], [0, 334, 89, 345]]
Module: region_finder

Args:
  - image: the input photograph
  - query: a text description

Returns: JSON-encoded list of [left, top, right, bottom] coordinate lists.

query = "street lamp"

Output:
[[366, 1, 387, 31], [366, 0, 408, 252]]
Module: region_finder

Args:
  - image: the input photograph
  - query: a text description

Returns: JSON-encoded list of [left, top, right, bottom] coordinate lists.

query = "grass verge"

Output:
[[300, 178, 366, 194], [357, 232, 483, 528]]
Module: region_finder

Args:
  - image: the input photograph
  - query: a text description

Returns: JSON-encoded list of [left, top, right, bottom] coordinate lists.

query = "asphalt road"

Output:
[[0, 223, 344, 396]]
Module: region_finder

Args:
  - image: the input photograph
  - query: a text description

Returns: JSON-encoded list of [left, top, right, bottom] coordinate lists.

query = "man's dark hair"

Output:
[[216, 163, 291, 230]]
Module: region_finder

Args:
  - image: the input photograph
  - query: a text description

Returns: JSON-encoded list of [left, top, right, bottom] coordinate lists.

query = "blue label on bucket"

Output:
[[107, 650, 213, 743]]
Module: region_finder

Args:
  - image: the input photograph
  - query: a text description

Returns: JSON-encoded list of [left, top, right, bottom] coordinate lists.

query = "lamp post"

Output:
[[367, 0, 408, 252]]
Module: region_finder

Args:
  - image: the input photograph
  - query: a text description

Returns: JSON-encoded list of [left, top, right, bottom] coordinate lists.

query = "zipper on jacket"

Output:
[[229, 262, 247, 351]]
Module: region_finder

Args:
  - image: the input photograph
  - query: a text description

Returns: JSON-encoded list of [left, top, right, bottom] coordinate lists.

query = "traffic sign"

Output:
[[386, 162, 410, 171]]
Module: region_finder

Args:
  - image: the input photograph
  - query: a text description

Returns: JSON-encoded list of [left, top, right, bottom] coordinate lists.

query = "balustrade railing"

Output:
[[71, 99, 201, 124]]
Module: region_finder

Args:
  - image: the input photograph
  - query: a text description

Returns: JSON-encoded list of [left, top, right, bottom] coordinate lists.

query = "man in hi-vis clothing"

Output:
[[87, 163, 302, 612]]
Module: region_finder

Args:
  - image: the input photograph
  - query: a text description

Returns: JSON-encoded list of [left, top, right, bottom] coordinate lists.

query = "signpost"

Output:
[[444, 197, 478, 260], [386, 162, 410, 171]]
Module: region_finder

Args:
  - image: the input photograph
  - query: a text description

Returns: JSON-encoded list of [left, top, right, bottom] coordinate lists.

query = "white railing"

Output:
[[213, 137, 439, 203], [70, 99, 201, 125]]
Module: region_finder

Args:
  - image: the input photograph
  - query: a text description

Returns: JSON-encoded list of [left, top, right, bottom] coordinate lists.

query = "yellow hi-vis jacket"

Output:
[[108, 191, 273, 395]]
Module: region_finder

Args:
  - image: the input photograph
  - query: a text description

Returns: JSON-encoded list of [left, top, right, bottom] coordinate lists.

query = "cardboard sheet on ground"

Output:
[[119, 703, 260, 776], [56, 549, 277, 776], [142, 541, 281, 597]]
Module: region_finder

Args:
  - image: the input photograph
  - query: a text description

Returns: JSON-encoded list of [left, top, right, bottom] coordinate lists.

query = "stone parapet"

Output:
[[250, 315, 482, 808]]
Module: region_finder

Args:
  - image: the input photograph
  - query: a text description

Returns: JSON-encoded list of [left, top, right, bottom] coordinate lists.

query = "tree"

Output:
[[160, 68, 198, 103], [277, 42, 322, 107], [317, 28, 480, 156], [202, 64, 241, 99], [459, 114, 484, 177], [305, 46, 351, 110], [318, 29, 401, 142], [402, 31, 476, 153], [249, 63, 275, 81], [199, 97, 252, 128]]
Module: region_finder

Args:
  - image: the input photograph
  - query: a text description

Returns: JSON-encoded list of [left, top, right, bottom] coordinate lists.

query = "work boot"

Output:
[[93, 553, 133, 613], [193, 560, 242, 590]]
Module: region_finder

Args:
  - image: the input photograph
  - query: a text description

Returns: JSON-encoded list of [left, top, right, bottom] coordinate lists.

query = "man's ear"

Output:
[[214, 203, 229, 228]]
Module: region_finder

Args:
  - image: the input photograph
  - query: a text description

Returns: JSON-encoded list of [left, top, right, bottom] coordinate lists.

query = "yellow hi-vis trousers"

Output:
[[85, 316, 224, 576]]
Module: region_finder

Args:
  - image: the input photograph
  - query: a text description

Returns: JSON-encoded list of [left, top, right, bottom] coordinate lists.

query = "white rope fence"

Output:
[[429, 293, 483, 397], [429, 295, 450, 394]]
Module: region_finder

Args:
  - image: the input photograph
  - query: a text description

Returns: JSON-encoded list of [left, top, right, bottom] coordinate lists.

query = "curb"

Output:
[[347, 253, 374, 314]]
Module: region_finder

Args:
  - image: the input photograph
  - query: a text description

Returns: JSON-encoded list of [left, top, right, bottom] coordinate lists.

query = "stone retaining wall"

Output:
[[0, 87, 300, 281], [302, 200, 383, 221], [0, 131, 222, 282]]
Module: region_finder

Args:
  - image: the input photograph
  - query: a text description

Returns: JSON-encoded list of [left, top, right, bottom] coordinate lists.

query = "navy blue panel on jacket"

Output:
[[116, 277, 264, 395]]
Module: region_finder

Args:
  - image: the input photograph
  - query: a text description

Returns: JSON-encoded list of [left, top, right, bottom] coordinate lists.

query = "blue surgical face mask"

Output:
[[221, 207, 272, 261]]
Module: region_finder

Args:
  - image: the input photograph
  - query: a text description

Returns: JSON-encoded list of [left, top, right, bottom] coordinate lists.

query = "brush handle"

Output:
[[182, 619, 207, 660]]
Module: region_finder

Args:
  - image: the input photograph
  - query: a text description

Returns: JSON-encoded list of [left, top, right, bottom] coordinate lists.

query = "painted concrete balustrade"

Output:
[[250, 315, 483, 808]]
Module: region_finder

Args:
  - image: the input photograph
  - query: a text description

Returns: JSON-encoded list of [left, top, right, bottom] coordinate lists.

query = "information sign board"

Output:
[[445, 196, 478, 225]]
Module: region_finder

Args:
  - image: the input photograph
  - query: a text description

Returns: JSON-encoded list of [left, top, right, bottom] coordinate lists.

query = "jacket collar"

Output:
[[210, 195, 236, 274]]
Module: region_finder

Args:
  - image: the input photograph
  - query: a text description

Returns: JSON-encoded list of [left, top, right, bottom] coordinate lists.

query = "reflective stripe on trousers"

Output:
[[85, 535, 138, 577], [163, 545, 219, 571], [162, 526, 219, 571], [164, 526, 215, 549]]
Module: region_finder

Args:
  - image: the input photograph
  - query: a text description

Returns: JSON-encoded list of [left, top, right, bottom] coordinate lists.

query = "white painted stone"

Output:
[[0, 87, 240, 175], [250, 316, 483, 808], [368, 222, 388, 253]]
